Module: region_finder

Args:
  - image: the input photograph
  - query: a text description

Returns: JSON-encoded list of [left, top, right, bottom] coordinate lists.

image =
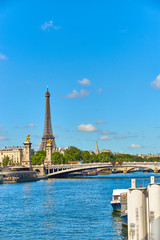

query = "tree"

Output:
[[81, 151, 91, 163], [52, 152, 64, 165], [64, 147, 82, 162], [3, 156, 10, 167], [31, 150, 46, 165], [31, 146, 154, 166], [97, 152, 114, 162], [90, 154, 98, 163]]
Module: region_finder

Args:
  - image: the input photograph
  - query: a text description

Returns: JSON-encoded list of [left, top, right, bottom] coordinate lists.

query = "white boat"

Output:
[[110, 189, 128, 211]]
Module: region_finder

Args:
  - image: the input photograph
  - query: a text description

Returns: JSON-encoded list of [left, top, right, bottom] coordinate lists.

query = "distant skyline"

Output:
[[1, 0, 160, 154]]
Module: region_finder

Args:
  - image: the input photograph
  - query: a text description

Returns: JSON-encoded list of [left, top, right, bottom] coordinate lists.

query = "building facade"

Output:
[[0, 146, 34, 166]]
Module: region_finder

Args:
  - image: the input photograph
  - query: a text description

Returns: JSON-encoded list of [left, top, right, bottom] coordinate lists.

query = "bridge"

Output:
[[33, 162, 160, 178]]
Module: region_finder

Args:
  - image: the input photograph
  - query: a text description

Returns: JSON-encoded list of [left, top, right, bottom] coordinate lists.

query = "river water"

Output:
[[1, 172, 160, 240]]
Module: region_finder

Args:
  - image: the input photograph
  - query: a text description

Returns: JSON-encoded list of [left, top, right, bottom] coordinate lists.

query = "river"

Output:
[[0, 172, 160, 240]]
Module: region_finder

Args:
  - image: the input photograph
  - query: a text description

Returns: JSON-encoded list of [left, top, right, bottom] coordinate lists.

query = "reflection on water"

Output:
[[111, 211, 128, 240], [121, 225, 128, 240], [112, 210, 121, 218]]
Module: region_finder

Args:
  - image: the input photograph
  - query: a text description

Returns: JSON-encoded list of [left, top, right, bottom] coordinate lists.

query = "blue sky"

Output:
[[1, 0, 160, 154]]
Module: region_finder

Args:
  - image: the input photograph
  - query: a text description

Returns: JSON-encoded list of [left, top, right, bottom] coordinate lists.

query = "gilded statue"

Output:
[[25, 135, 31, 143], [47, 139, 53, 145]]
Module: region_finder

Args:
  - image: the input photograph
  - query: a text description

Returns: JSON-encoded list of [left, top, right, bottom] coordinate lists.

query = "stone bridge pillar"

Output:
[[22, 135, 32, 169], [123, 169, 128, 174], [44, 139, 53, 167], [32, 164, 45, 176]]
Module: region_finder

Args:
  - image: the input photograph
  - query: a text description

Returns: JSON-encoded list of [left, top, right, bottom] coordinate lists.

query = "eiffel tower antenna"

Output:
[[39, 87, 56, 151]]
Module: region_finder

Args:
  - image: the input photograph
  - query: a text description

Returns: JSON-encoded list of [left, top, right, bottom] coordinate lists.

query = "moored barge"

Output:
[[2, 167, 38, 183]]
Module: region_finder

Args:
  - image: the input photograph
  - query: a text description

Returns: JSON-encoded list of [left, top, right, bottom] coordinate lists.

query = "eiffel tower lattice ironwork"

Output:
[[39, 87, 56, 151]]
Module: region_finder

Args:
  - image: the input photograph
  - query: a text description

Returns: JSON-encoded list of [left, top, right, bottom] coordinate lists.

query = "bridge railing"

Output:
[[48, 161, 160, 170]]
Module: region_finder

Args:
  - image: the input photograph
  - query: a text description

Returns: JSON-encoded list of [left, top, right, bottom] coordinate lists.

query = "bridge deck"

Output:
[[47, 162, 160, 177]]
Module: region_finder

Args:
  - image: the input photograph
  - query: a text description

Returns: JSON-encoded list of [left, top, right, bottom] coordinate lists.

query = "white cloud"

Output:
[[77, 124, 97, 132], [24, 123, 35, 128], [41, 20, 61, 31], [65, 89, 90, 98], [78, 78, 91, 86], [100, 136, 110, 140], [66, 90, 79, 98], [0, 136, 8, 141], [0, 53, 7, 60], [129, 144, 143, 149], [79, 89, 90, 97], [98, 88, 103, 94], [96, 120, 106, 124], [151, 74, 160, 89]]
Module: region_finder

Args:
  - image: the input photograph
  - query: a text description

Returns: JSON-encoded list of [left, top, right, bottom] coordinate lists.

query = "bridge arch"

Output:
[[124, 166, 158, 173], [35, 169, 40, 174], [46, 162, 160, 178]]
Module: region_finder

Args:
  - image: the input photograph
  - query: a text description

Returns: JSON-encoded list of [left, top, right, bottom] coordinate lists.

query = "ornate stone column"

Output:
[[22, 135, 32, 169], [44, 139, 53, 167]]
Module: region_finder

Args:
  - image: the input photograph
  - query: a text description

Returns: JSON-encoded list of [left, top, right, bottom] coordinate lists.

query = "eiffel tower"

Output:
[[39, 87, 56, 151]]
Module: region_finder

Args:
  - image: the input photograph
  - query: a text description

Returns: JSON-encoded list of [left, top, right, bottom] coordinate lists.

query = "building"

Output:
[[0, 146, 34, 166], [101, 149, 112, 153], [52, 146, 70, 155], [95, 141, 99, 155], [89, 150, 95, 155]]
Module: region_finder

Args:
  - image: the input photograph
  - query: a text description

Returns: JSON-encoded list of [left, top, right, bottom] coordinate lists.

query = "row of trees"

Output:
[[2, 147, 160, 166], [31, 147, 160, 165]]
